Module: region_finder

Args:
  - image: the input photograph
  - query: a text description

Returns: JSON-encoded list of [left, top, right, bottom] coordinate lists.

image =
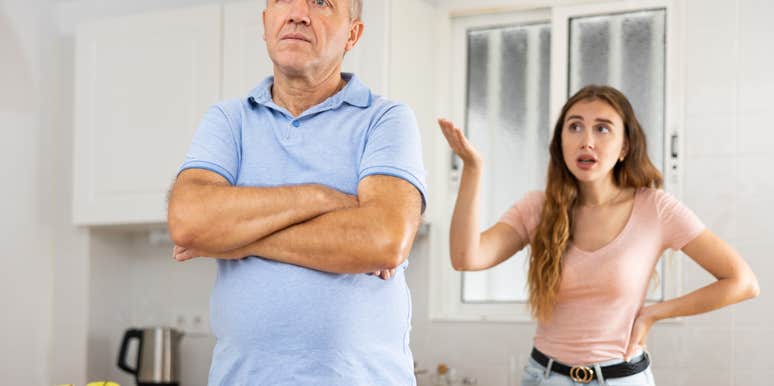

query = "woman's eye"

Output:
[[568, 123, 581, 132], [597, 126, 610, 134]]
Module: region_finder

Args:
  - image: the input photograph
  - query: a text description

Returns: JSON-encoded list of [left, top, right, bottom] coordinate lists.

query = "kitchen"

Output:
[[1, 0, 772, 385]]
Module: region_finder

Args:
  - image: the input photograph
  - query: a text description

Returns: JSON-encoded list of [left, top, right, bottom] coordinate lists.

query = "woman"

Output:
[[438, 85, 759, 386]]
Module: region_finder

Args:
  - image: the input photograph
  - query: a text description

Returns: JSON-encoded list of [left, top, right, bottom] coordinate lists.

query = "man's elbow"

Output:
[[167, 203, 205, 248], [374, 229, 415, 269], [168, 214, 196, 248], [375, 242, 408, 270], [450, 257, 470, 272], [743, 274, 761, 300]]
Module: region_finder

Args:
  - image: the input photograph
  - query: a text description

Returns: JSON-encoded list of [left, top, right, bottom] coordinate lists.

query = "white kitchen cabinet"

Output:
[[222, 0, 390, 99], [73, 1, 394, 225], [72, 4, 222, 225]]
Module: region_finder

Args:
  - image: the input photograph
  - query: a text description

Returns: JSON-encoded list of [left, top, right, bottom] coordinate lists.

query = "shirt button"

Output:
[[292, 120, 300, 127]]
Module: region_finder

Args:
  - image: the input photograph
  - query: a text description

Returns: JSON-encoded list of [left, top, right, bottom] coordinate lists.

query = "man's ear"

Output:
[[344, 20, 364, 53], [262, 10, 267, 42]]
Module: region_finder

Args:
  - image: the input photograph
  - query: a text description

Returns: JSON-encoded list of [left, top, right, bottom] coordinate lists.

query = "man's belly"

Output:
[[209, 257, 412, 351]]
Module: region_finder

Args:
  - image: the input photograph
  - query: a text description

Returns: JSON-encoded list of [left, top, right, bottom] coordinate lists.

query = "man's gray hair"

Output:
[[264, 0, 362, 20], [350, 0, 362, 21]]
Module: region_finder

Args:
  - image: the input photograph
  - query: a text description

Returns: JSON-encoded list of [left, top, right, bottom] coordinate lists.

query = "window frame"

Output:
[[429, 0, 684, 322]]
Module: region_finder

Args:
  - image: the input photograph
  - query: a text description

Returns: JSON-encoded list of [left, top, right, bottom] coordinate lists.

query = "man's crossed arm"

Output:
[[167, 168, 423, 276]]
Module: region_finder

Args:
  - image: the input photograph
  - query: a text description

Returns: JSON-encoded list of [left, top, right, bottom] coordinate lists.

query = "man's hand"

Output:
[[366, 268, 397, 280], [172, 245, 241, 262]]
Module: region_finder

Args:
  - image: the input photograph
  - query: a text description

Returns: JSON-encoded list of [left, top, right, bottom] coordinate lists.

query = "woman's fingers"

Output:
[[438, 118, 468, 155]]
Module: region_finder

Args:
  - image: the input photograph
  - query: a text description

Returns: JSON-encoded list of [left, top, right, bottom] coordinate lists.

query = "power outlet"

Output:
[[172, 309, 210, 337]]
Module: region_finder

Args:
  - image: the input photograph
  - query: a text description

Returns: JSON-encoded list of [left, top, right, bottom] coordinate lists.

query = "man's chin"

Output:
[[271, 56, 316, 76]]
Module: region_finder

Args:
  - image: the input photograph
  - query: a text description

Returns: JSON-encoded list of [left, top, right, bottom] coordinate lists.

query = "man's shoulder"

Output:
[[213, 97, 249, 117], [362, 94, 415, 120], [201, 97, 251, 132]]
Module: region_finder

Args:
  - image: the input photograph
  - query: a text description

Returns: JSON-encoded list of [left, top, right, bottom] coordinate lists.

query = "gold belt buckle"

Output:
[[569, 365, 594, 383]]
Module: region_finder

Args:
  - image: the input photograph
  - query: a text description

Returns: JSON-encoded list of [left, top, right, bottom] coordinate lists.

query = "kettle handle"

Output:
[[117, 328, 143, 375]]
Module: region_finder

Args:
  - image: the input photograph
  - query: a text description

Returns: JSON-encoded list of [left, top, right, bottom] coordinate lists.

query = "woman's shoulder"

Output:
[[501, 191, 544, 219], [635, 186, 678, 203], [521, 190, 546, 207], [635, 187, 689, 218]]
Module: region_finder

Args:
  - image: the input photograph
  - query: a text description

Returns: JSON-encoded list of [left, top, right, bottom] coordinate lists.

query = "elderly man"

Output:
[[167, 0, 426, 385]]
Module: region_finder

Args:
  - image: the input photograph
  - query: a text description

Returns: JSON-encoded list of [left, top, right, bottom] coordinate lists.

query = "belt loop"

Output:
[[593, 363, 606, 386], [543, 358, 554, 379]]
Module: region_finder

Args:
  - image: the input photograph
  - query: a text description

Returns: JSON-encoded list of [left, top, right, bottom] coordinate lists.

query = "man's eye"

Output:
[[312, 0, 328, 6]]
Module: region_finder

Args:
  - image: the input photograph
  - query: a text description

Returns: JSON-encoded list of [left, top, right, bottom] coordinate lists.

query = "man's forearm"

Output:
[[207, 204, 420, 274], [169, 176, 356, 252]]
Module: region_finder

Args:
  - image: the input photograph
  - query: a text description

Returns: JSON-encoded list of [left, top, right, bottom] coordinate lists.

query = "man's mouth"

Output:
[[280, 33, 311, 43]]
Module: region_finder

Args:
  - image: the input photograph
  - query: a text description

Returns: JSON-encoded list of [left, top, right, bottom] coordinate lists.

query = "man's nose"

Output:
[[288, 0, 312, 25]]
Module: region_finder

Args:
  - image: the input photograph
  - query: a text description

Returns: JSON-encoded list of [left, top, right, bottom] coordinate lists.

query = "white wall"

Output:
[[1, 1, 93, 384], [0, 0, 55, 385]]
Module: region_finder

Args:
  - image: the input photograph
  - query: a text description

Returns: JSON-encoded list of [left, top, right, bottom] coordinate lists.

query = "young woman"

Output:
[[438, 85, 759, 386]]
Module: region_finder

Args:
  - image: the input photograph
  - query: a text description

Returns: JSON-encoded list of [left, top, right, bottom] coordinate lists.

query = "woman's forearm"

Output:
[[449, 164, 483, 270], [644, 273, 759, 322]]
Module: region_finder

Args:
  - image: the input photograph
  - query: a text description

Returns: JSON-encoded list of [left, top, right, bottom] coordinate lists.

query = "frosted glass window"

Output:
[[462, 24, 551, 303], [570, 10, 665, 172], [570, 9, 666, 301]]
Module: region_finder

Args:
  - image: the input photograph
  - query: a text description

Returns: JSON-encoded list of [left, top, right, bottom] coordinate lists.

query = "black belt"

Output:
[[531, 347, 650, 383]]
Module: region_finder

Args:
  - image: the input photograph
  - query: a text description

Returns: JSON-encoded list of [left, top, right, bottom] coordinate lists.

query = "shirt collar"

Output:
[[247, 72, 372, 112]]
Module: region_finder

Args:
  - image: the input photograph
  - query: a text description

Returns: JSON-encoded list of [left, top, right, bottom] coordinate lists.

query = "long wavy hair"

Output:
[[528, 85, 663, 322]]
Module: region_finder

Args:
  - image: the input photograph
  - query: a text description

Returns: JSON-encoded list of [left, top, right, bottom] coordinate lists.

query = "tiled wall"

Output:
[[668, 0, 774, 384], [407, 1, 774, 385]]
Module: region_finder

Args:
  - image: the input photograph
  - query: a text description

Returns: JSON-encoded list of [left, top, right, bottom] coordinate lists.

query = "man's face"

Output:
[[263, 0, 362, 77]]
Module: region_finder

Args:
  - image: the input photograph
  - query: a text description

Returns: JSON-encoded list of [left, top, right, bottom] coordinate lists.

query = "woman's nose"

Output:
[[580, 131, 594, 149]]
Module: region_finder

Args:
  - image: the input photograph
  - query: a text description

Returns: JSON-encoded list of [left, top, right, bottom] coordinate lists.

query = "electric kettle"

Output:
[[117, 327, 184, 386]]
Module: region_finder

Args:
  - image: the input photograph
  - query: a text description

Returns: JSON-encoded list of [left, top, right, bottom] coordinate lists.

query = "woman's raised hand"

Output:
[[437, 118, 483, 168]]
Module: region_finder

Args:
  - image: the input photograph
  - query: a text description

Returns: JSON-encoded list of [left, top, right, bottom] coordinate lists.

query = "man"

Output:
[[167, 0, 426, 385]]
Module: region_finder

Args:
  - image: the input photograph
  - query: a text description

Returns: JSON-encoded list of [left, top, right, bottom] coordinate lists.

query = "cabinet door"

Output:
[[222, 0, 390, 99], [73, 4, 222, 225]]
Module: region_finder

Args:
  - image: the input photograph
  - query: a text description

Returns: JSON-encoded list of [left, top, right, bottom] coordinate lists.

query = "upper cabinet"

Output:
[[73, 4, 222, 225], [72, 1, 396, 225]]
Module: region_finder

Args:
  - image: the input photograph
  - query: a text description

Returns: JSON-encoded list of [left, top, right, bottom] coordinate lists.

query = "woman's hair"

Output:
[[528, 85, 663, 322]]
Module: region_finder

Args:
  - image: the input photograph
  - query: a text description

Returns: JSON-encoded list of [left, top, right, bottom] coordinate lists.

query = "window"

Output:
[[462, 21, 551, 303], [431, 0, 682, 321]]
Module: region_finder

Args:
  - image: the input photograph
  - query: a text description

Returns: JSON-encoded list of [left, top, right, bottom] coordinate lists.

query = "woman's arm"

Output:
[[624, 229, 759, 360], [438, 118, 529, 271]]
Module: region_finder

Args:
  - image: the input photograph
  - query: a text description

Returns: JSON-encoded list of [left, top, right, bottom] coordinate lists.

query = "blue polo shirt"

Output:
[[179, 73, 426, 386]]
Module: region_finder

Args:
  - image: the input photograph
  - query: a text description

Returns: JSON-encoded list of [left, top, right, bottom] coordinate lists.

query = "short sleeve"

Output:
[[655, 190, 706, 250], [359, 103, 428, 212], [498, 191, 545, 242], [178, 105, 241, 185]]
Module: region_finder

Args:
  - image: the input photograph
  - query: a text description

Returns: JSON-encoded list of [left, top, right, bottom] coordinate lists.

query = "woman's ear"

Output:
[[620, 138, 629, 161]]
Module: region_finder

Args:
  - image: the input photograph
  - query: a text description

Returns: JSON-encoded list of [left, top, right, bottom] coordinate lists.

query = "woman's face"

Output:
[[561, 99, 628, 184]]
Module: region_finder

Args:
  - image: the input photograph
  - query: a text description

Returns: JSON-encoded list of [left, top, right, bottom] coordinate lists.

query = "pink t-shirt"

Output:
[[499, 188, 705, 365]]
